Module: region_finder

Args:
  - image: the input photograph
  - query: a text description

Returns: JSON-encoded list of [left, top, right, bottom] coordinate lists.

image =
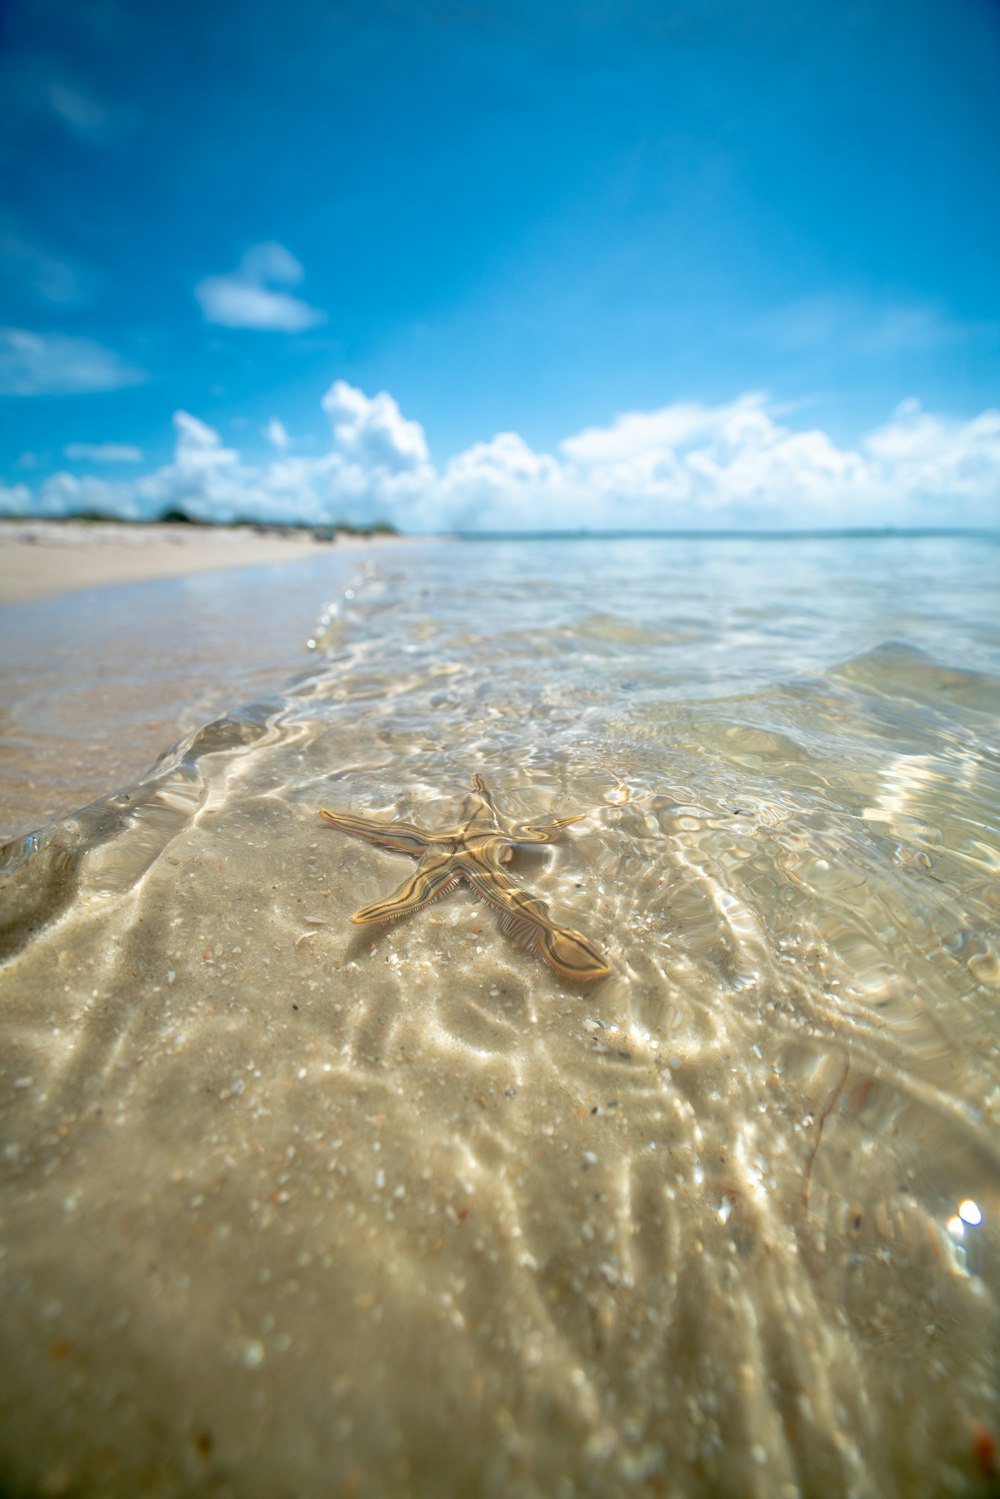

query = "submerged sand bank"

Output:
[[0, 520, 400, 605]]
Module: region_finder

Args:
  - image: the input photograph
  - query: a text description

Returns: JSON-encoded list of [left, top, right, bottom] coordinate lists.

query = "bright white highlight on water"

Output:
[[959, 1199, 983, 1227]]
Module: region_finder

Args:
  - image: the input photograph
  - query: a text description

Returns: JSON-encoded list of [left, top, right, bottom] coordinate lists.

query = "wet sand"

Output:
[[0, 526, 422, 837], [0, 519, 391, 605]]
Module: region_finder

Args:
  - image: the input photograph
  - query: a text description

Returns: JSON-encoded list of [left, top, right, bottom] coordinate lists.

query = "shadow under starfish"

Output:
[[320, 774, 610, 983]]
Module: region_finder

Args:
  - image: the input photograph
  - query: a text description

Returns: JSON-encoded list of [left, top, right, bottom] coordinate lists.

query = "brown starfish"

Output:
[[320, 774, 609, 982]]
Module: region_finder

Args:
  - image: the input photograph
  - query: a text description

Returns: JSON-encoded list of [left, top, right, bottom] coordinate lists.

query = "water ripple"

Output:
[[2, 536, 1000, 1497]]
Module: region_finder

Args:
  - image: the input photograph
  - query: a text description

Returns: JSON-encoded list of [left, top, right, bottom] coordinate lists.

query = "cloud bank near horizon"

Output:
[[2, 383, 998, 533]]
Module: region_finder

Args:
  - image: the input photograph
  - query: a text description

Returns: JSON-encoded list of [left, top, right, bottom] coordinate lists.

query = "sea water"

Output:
[[1, 532, 999, 1497]]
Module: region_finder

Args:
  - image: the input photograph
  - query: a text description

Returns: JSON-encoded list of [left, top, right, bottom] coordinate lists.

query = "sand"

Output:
[[2, 533, 999, 1498], [0, 519, 365, 605], [0, 522, 419, 836], [0, 521, 403, 838]]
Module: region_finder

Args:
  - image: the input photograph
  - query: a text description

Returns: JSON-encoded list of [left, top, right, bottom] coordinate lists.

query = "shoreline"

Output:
[[0, 519, 415, 605]]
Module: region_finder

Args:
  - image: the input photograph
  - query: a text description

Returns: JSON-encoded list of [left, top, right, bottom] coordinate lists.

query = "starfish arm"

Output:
[[462, 854, 610, 983], [470, 773, 495, 806], [351, 856, 460, 924], [469, 776, 582, 843], [320, 808, 430, 857], [456, 773, 502, 835], [511, 813, 585, 844]]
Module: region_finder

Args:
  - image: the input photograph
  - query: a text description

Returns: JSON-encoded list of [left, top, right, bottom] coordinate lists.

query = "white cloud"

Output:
[[864, 400, 1000, 502], [440, 432, 571, 530], [2, 384, 997, 531], [64, 442, 143, 463], [0, 480, 33, 513], [0, 470, 142, 521], [561, 394, 766, 464], [321, 380, 430, 472], [167, 411, 241, 499], [198, 283, 320, 332], [195, 243, 325, 332], [241, 243, 303, 283], [266, 418, 290, 450], [0, 329, 147, 396], [173, 411, 229, 454]]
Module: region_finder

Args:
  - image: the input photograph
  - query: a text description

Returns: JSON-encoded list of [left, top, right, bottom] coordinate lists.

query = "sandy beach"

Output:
[[0, 519, 368, 605], [0, 522, 405, 838]]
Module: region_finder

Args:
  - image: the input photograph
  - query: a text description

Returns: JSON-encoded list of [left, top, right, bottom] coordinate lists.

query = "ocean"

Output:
[[1, 531, 999, 1497]]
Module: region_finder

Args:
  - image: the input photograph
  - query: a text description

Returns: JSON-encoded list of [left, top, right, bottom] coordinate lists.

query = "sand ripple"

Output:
[[2, 538, 1000, 1496]]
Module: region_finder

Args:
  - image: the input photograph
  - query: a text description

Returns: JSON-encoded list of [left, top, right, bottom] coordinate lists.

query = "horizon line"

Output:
[[453, 525, 1000, 542]]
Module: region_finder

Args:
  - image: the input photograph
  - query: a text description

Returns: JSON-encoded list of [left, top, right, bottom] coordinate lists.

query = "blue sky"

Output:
[[1, 0, 998, 530]]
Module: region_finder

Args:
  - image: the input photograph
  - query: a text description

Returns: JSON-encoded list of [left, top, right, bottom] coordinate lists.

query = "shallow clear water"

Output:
[[0, 555, 356, 837], [2, 534, 1000, 1498]]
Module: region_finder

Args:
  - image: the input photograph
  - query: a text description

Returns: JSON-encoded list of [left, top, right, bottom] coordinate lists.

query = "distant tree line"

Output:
[[11, 506, 398, 537]]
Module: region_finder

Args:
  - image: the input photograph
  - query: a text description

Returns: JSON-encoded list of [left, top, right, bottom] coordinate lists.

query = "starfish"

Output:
[[320, 774, 609, 982]]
